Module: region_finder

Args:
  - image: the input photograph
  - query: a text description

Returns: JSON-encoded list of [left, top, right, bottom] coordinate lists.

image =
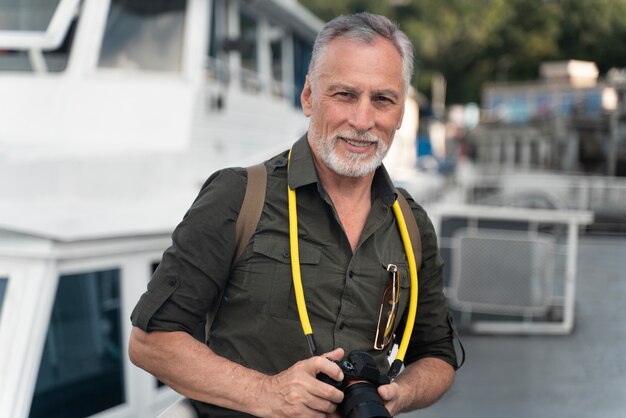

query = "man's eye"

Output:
[[375, 96, 393, 103]]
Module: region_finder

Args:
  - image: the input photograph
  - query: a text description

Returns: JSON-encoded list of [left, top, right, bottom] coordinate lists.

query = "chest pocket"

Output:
[[251, 236, 322, 319]]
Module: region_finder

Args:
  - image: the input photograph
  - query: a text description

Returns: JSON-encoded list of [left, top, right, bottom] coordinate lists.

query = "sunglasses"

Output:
[[374, 264, 401, 350]]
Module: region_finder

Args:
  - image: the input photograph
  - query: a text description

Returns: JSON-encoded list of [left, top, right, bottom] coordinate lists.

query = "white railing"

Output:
[[465, 171, 626, 213], [432, 203, 593, 334]]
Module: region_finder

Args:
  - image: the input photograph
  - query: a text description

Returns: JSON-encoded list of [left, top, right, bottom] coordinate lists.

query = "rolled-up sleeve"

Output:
[[396, 190, 459, 369], [131, 168, 246, 334]]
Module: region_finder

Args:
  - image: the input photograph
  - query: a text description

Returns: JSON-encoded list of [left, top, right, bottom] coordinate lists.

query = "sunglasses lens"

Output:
[[374, 274, 400, 350]]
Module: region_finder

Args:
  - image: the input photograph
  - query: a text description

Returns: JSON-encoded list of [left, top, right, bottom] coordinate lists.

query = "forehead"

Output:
[[315, 36, 404, 90]]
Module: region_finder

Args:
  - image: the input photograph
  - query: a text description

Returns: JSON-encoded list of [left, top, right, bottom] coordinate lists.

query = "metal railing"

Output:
[[432, 203, 593, 334], [465, 171, 626, 214]]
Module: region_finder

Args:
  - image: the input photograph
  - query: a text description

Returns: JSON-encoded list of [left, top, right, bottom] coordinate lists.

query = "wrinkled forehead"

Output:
[[314, 36, 404, 86], [312, 36, 406, 92]]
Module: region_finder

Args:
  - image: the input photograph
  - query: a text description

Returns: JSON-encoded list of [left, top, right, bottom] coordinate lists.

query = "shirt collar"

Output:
[[373, 163, 398, 206], [287, 133, 397, 207], [287, 134, 318, 189]]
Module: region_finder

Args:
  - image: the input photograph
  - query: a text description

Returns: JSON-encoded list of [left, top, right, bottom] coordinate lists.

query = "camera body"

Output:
[[318, 350, 391, 389], [317, 351, 391, 418]]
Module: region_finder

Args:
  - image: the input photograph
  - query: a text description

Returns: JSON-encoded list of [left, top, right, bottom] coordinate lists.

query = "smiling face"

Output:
[[301, 36, 406, 178]]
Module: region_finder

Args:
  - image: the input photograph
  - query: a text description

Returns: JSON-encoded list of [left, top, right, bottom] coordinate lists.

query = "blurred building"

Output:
[[471, 60, 626, 177], [482, 60, 617, 124]]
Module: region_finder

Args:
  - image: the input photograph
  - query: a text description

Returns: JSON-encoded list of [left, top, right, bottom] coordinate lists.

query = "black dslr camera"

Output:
[[317, 351, 391, 418]]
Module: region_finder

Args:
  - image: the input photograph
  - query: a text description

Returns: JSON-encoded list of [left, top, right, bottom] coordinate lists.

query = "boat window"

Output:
[[207, 0, 218, 59], [0, 0, 60, 31], [0, 0, 78, 72], [0, 277, 7, 318], [239, 11, 257, 74], [98, 0, 186, 72], [239, 10, 259, 91], [29, 269, 125, 418], [270, 36, 282, 96], [292, 34, 312, 108]]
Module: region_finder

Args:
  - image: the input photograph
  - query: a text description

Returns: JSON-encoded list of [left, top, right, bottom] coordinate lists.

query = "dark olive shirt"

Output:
[[131, 135, 457, 417]]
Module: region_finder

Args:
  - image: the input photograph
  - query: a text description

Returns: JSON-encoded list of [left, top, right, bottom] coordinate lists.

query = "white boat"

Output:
[[0, 1, 324, 417]]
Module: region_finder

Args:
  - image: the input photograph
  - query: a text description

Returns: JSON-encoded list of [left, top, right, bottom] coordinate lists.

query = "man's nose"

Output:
[[348, 99, 375, 132]]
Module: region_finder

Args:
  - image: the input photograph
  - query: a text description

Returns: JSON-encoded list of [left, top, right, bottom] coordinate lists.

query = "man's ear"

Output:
[[301, 76, 313, 117]]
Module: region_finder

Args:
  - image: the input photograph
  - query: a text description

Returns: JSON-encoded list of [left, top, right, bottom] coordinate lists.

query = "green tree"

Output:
[[299, 0, 626, 104], [557, 0, 626, 73]]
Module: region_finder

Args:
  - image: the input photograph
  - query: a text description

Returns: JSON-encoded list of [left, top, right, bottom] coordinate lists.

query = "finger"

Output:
[[378, 382, 400, 416], [303, 393, 340, 415], [322, 347, 344, 361], [270, 371, 338, 417], [315, 379, 343, 403], [281, 367, 341, 412], [317, 348, 344, 382], [302, 359, 343, 405], [315, 356, 344, 383], [378, 382, 398, 402]]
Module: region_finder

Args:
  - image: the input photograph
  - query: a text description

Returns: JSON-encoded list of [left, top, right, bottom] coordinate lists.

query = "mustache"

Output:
[[333, 130, 381, 143]]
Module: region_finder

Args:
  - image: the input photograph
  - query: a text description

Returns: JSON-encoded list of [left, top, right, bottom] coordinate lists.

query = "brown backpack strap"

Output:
[[233, 163, 267, 264], [396, 191, 422, 269], [205, 163, 267, 342]]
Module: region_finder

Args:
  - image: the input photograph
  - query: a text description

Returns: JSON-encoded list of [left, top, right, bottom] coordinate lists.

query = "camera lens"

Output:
[[339, 381, 391, 418]]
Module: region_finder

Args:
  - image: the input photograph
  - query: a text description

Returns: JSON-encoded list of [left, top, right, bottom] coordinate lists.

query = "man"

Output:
[[129, 12, 458, 417]]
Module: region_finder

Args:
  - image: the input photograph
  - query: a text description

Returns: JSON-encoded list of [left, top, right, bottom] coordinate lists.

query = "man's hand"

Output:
[[378, 358, 455, 415], [260, 348, 346, 418]]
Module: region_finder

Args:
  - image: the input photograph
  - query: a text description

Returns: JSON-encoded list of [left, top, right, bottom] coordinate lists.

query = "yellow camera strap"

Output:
[[287, 148, 420, 379]]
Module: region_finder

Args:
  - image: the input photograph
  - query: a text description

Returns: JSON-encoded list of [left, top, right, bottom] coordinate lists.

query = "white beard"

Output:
[[311, 130, 391, 177]]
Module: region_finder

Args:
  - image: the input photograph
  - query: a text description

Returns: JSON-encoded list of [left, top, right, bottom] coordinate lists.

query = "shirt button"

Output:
[[338, 323, 345, 330], [282, 251, 290, 258], [348, 271, 354, 278], [167, 278, 177, 286]]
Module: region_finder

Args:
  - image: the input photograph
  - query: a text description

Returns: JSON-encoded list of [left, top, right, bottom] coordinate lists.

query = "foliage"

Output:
[[299, 0, 626, 104]]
